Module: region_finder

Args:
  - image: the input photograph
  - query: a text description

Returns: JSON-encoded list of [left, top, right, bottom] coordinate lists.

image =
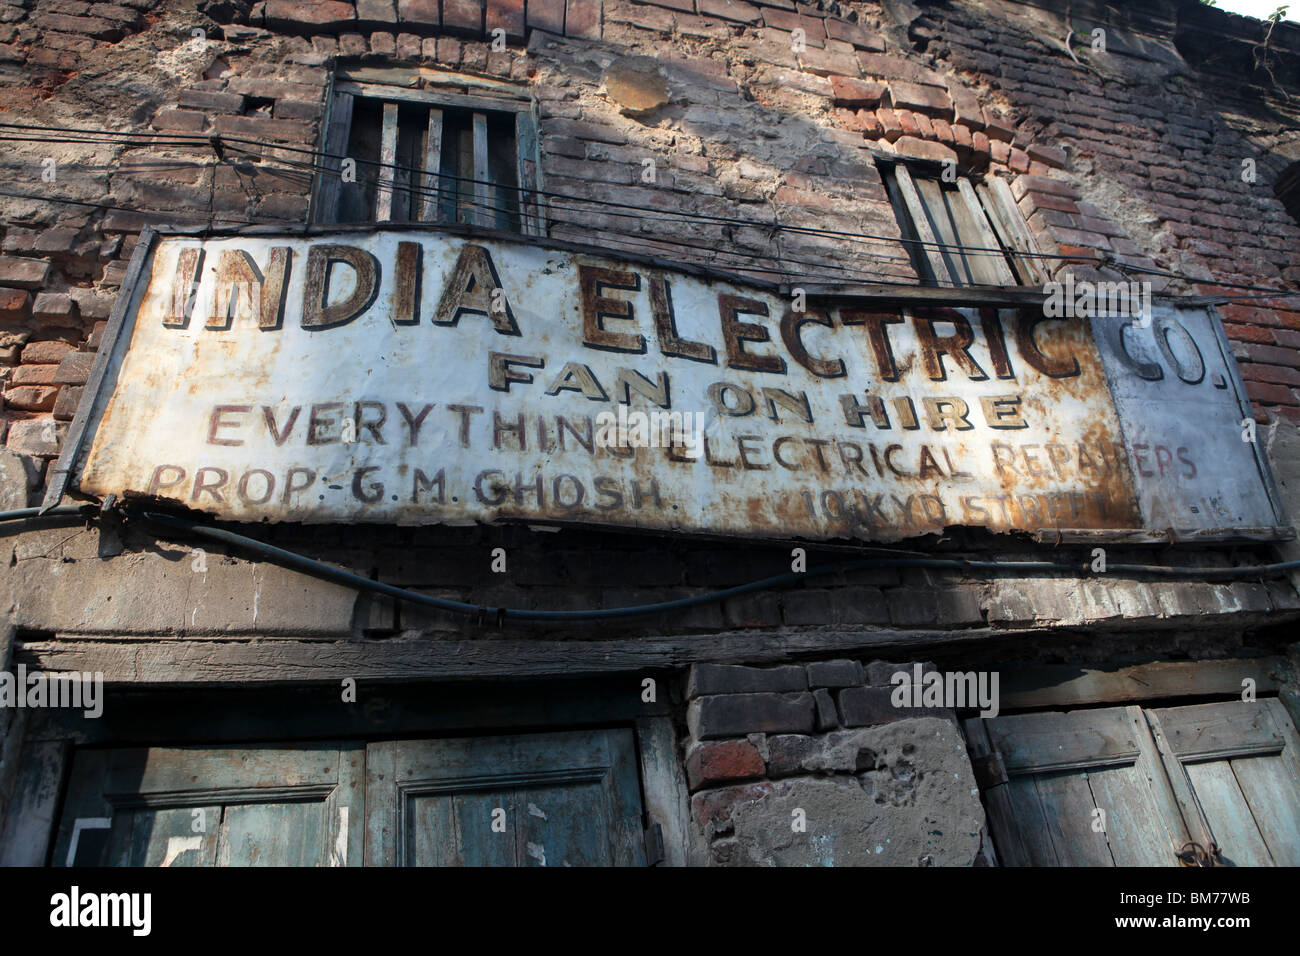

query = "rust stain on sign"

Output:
[[68, 230, 1283, 543]]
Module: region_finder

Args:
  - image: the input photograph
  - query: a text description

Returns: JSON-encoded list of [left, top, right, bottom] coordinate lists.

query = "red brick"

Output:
[[0, 288, 30, 322], [685, 739, 766, 790], [213, 114, 315, 144], [3, 385, 59, 411], [1245, 380, 1298, 406], [887, 79, 951, 116], [21, 341, 75, 364], [396, 0, 438, 26], [891, 136, 957, 165], [356, 0, 398, 25], [1011, 173, 1081, 201], [1224, 322, 1278, 345], [989, 139, 1011, 165], [1241, 362, 1300, 387], [1028, 143, 1067, 168], [32, 293, 78, 324], [264, 0, 355, 31], [797, 45, 859, 76], [691, 781, 780, 828], [695, 0, 757, 21], [526, 0, 565, 32], [152, 108, 207, 132], [1009, 147, 1031, 173], [895, 109, 920, 137], [178, 89, 244, 113], [486, 0, 525, 39], [1021, 191, 1081, 214], [33, 12, 122, 40], [875, 107, 903, 142], [565, 0, 601, 38], [829, 74, 883, 107], [0, 257, 51, 291], [10, 364, 57, 386], [982, 109, 1016, 142], [825, 17, 884, 50]]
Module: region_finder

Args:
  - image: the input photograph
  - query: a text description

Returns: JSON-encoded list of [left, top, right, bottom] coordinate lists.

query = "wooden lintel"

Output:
[[999, 657, 1288, 711], [17, 627, 1017, 686]]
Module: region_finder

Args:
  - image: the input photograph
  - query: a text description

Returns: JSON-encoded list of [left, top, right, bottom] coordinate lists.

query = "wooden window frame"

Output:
[[312, 70, 545, 236]]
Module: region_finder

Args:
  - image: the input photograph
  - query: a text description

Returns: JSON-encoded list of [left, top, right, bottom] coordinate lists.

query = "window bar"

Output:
[[955, 178, 1018, 285], [421, 107, 444, 222], [472, 111, 490, 229], [893, 164, 958, 287], [375, 101, 399, 222], [315, 90, 353, 224], [979, 177, 1046, 285]]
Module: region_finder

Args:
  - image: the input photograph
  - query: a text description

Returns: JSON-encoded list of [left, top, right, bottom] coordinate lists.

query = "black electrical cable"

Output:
[[3, 505, 1293, 623], [2, 119, 1299, 300], [0, 120, 1100, 263]]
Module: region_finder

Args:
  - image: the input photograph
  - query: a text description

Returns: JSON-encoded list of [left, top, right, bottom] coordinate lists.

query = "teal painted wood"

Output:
[[52, 742, 363, 867], [979, 699, 1300, 867], [366, 728, 646, 867], [979, 706, 1186, 866], [1151, 698, 1300, 867]]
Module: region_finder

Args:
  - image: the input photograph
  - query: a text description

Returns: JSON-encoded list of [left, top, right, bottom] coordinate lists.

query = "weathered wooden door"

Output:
[[966, 698, 1300, 866], [365, 728, 647, 866], [966, 705, 1190, 866], [1147, 699, 1300, 866], [53, 743, 364, 867]]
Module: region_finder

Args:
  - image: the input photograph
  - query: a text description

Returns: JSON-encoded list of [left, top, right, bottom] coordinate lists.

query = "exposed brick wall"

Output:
[[0, 0, 1299, 654], [682, 660, 988, 866]]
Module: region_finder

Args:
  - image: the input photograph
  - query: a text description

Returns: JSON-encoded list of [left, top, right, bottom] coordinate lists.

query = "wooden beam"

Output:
[[472, 111, 490, 228], [515, 110, 541, 236], [956, 177, 1018, 286], [980, 177, 1049, 283], [374, 101, 399, 222], [1030, 526, 1295, 546], [314, 90, 354, 225], [18, 627, 1021, 685], [999, 657, 1287, 711], [893, 164, 957, 287], [421, 108, 443, 223]]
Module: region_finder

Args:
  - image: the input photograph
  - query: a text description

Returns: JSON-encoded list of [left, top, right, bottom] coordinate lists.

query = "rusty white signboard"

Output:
[[50, 228, 1289, 543]]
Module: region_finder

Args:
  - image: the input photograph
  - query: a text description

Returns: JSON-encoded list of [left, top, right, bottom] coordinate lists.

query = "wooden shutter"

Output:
[[964, 706, 1195, 866], [53, 743, 364, 867], [364, 729, 648, 867], [314, 90, 354, 224], [969, 697, 1300, 866], [1147, 699, 1300, 866]]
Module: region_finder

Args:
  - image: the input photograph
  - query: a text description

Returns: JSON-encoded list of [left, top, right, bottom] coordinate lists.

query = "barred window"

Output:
[[880, 160, 1043, 287], [313, 66, 542, 234]]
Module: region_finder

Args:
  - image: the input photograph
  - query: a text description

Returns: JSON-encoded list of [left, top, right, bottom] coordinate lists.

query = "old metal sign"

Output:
[[52, 228, 1289, 543]]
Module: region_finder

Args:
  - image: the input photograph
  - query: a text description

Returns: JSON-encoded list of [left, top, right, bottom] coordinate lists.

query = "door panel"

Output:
[[366, 728, 646, 867], [967, 705, 1192, 867], [1150, 698, 1300, 867], [970, 698, 1300, 867], [53, 743, 363, 867]]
